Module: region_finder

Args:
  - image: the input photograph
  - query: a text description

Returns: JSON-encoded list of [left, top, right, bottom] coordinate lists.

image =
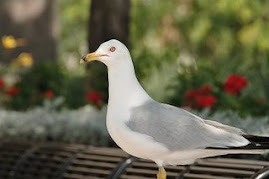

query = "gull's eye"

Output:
[[109, 46, 116, 52]]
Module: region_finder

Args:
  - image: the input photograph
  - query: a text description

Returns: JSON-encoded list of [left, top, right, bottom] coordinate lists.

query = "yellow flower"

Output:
[[17, 53, 34, 67], [2, 35, 17, 49]]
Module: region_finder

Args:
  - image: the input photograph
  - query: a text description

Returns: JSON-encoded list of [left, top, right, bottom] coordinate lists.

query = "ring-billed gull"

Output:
[[81, 39, 269, 179]]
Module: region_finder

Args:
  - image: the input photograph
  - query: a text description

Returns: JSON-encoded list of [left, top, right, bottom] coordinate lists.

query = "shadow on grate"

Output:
[[0, 141, 269, 179]]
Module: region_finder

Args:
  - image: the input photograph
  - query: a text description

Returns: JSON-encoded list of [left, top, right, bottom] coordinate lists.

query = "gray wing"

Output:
[[126, 101, 249, 151]]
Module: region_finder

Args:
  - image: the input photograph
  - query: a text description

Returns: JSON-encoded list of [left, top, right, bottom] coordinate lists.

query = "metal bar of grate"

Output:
[[58, 146, 88, 179], [108, 156, 138, 179], [0, 141, 268, 179], [251, 167, 269, 179], [11, 146, 39, 179]]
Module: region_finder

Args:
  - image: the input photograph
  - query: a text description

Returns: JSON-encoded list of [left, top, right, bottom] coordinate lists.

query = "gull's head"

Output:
[[80, 39, 131, 67]]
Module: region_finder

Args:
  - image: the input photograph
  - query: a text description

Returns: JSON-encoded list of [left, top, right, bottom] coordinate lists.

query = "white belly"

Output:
[[106, 115, 169, 160]]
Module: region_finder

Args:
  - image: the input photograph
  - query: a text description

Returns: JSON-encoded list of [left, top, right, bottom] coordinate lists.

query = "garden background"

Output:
[[0, 0, 269, 146]]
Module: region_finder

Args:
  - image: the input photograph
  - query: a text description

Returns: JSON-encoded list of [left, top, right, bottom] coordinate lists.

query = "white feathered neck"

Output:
[[107, 57, 151, 109]]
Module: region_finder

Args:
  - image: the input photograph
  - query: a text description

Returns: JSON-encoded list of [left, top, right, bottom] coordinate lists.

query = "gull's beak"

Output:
[[80, 52, 106, 64]]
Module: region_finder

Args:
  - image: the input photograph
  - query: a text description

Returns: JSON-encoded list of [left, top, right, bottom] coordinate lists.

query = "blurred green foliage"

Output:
[[130, 0, 269, 116], [1, 0, 269, 116], [131, 0, 269, 74], [5, 62, 90, 110], [7, 63, 67, 110], [59, 0, 90, 57]]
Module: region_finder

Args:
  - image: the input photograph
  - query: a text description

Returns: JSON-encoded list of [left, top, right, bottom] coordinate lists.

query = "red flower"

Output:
[[198, 85, 212, 94], [185, 85, 213, 100], [183, 84, 216, 109], [0, 78, 4, 89], [196, 94, 217, 108], [44, 90, 54, 99], [184, 89, 198, 100], [224, 74, 248, 95], [85, 90, 103, 105], [5, 86, 19, 96]]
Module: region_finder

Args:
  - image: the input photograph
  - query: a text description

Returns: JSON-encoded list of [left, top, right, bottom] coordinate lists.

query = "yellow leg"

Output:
[[157, 167, 166, 179]]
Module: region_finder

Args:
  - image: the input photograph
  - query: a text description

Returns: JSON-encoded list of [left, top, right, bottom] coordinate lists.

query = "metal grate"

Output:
[[0, 141, 268, 179]]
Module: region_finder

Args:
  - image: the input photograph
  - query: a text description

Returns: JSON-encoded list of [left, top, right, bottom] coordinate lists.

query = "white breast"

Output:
[[106, 106, 169, 160]]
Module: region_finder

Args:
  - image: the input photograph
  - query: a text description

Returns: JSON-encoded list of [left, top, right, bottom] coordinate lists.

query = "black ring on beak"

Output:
[[82, 55, 87, 62]]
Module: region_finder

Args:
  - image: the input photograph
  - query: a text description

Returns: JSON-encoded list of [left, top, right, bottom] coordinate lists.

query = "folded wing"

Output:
[[126, 101, 250, 151]]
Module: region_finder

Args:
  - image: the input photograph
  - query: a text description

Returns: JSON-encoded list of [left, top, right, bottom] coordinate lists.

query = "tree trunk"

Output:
[[0, 0, 58, 64], [87, 0, 130, 99]]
